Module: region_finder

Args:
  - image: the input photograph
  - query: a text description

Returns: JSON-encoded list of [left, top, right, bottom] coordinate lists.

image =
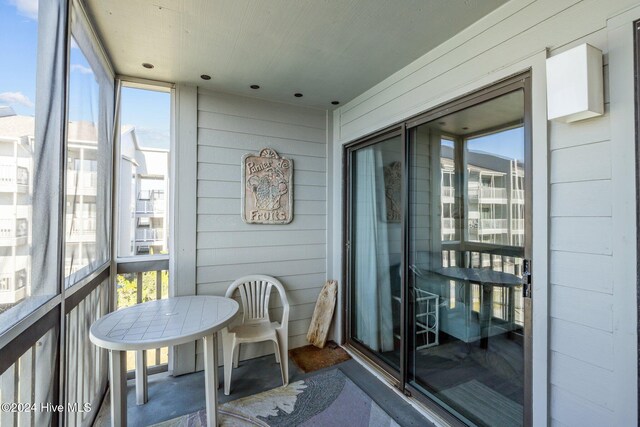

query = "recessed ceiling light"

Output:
[[142, 63, 154, 69], [294, 93, 303, 98], [331, 101, 340, 105], [200, 74, 211, 80], [250, 84, 260, 89]]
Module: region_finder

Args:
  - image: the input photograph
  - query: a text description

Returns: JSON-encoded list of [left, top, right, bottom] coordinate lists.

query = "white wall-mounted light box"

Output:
[[546, 43, 604, 123]]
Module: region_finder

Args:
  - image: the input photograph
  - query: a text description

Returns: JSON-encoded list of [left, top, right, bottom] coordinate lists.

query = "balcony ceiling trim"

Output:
[[84, 0, 508, 109]]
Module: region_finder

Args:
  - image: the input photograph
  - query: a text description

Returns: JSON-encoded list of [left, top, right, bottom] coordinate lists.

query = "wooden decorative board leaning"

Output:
[[307, 280, 338, 348], [241, 148, 293, 224]]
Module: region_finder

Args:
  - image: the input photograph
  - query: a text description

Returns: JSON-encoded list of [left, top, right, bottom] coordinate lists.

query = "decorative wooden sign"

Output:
[[383, 161, 401, 222], [307, 280, 338, 348], [241, 148, 293, 224]]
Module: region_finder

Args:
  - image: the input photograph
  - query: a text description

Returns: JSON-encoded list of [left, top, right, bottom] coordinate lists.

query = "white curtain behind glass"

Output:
[[353, 146, 393, 352], [64, 5, 114, 286]]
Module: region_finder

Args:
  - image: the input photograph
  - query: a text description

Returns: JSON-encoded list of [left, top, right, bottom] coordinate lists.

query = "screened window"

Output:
[[64, 8, 115, 286], [117, 87, 171, 258], [0, 0, 65, 335]]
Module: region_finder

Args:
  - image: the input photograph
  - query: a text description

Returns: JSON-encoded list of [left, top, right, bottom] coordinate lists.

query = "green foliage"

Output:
[[116, 270, 169, 308]]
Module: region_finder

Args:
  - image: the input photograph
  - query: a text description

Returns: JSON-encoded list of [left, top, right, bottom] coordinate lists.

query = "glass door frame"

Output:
[[342, 125, 406, 387], [342, 71, 533, 426]]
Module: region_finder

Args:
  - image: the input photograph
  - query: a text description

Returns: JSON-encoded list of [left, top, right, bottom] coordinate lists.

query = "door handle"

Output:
[[523, 259, 532, 298]]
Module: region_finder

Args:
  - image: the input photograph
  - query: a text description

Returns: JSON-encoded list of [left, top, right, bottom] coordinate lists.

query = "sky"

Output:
[[442, 127, 524, 162], [0, 0, 38, 116], [1, 0, 171, 149], [68, 37, 99, 125], [121, 87, 171, 150], [467, 127, 525, 162]]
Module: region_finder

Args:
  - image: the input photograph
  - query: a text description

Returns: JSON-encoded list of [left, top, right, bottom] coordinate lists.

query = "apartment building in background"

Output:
[[65, 120, 100, 276], [118, 126, 169, 258], [0, 108, 168, 306], [0, 107, 32, 305], [440, 139, 525, 247]]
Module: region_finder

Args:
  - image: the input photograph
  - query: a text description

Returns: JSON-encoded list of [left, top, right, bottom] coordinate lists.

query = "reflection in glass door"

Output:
[[407, 89, 529, 426], [348, 134, 403, 371]]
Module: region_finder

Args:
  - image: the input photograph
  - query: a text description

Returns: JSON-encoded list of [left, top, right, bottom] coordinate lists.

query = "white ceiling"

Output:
[[85, 0, 507, 109], [436, 90, 524, 137]]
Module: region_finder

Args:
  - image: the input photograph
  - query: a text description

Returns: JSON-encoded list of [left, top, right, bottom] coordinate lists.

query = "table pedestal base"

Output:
[[108, 339, 221, 427], [203, 333, 219, 427], [136, 350, 148, 405], [93, 296, 238, 427], [109, 350, 127, 427]]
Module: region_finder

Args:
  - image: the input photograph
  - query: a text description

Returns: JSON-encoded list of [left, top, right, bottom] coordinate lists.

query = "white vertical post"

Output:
[[169, 84, 198, 376]]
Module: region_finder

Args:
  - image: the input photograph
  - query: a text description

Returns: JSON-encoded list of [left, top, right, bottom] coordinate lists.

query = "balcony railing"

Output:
[[66, 216, 97, 242], [136, 228, 164, 242], [511, 219, 525, 232], [479, 218, 508, 231], [116, 262, 169, 372], [0, 164, 29, 193], [1, 326, 58, 426], [439, 242, 525, 327], [64, 278, 109, 426], [442, 186, 455, 200], [479, 187, 507, 202], [67, 170, 97, 194], [0, 273, 10, 292], [511, 189, 525, 202], [136, 200, 165, 214], [479, 218, 508, 232], [0, 218, 28, 246], [138, 189, 165, 201], [0, 269, 27, 304], [442, 218, 455, 231]]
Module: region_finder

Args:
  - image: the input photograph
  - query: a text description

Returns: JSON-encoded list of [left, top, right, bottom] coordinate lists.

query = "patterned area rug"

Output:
[[152, 369, 399, 427]]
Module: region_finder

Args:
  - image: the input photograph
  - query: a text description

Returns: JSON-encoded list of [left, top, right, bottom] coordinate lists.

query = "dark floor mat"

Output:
[[289, 341, 351, 373]]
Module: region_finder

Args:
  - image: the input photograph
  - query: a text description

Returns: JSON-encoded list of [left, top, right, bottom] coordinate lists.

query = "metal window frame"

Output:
[[634, 19, 640, 426], [112, 78, 173, 268], [0, 7, 179, 427], [0, 3, 117, 427], [116, 257, 170, 274], [342, 126, 404, 385], [112, 76, 174, 304], [112, 77, 175, 379], [342, 71, 533, 427]]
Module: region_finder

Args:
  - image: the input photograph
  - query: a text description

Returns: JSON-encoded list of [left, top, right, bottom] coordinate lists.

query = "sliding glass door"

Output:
[[407, 87, 529, 426], [345, 75, 531, 426]]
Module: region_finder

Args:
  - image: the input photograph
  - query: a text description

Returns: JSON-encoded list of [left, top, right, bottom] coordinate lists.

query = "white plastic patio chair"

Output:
[[221, 274, 289, 395]]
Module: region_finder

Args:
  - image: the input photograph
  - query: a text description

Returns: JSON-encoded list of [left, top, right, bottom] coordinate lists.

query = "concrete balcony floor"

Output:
[[94, 353, 431, 426]]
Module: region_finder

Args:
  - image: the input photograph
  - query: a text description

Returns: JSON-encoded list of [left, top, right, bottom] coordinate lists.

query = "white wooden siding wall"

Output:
[[412, 127, 433, 266], [547, 30, 616, 426], [196, 90, 327, 364], [330, 0, 637, 425]]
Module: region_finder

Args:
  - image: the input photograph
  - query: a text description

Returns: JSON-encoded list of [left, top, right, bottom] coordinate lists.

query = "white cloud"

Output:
[[71, 64, 94, 75], [0, 92, 35, 108], [8, 0, 38, 21]]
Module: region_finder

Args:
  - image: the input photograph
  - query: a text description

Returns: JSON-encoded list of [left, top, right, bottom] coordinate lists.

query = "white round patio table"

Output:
[[90, 296, 239, 427]]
